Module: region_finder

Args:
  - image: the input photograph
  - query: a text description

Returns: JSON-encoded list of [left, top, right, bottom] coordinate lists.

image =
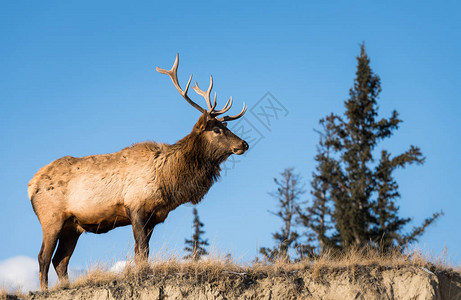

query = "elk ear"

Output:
[[200, 111, 209, 131]]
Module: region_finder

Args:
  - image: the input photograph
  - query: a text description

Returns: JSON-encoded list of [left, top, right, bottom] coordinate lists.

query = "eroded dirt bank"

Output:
[[24, 265, 461, 300]]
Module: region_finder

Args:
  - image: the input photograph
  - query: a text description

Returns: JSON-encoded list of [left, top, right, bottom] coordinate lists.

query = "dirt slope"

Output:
[[24, 265, 461, 300]]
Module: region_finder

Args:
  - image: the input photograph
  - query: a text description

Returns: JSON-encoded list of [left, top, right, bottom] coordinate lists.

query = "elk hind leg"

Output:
[[52, 225, 81, 283], [38, 223, 63, 290]]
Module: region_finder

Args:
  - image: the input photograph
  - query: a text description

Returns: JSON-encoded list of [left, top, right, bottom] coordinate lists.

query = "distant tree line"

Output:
[[260, 44, 442, 261]]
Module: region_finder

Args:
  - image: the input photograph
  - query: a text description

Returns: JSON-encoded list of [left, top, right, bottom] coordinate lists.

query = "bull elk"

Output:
[[28, 54, 248, 290]]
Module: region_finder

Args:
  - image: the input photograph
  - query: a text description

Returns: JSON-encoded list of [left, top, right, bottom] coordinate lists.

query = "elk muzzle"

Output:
[[232, 140, 249, 155]]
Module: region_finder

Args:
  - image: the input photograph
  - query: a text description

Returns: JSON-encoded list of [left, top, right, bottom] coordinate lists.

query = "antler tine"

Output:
[[156, 54, 205, 113], [211, 96, 233, 116], [192, 75, 214, 111], [216, 103, 247, 122], [211, 92, 218, 111]]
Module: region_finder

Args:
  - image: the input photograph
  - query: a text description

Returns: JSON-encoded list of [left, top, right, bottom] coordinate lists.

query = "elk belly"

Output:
[[71, 204, 130, 234]]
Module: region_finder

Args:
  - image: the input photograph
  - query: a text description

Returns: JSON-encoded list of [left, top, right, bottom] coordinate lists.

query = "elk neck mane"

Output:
[[147, 129, 228, 208]]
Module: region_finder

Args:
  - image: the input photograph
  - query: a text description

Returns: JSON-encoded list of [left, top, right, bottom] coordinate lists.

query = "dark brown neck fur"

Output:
[[157, 130, 228, 208]]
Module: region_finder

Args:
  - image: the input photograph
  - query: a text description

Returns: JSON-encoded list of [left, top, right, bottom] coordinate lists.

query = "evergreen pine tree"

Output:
[[260, 168, 305, 261], [184, 208, 209, 261], [300, 43, 442, 252]]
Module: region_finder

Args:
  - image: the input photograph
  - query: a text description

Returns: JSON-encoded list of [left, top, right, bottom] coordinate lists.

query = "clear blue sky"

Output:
[[1, 0, 460, 280]]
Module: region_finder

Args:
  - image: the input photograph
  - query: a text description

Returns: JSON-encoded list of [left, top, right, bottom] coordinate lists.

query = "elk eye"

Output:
[[213, 128, 221, 134]]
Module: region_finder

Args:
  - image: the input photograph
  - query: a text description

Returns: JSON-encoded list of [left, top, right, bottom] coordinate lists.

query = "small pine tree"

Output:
[[184, 208, 209, 261], [260, 168, 305, 261], [299, 43, 442, 252]]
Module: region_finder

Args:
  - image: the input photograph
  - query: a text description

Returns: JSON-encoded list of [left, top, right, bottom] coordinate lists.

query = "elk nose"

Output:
[[242, 141, 249, 151]]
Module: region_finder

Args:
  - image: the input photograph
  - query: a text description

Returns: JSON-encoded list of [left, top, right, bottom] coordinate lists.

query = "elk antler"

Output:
[[156, 54, 205, 114], [156, 54, 247, 122]]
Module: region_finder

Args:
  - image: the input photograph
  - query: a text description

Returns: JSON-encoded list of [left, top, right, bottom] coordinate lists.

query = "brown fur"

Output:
[[29, 114, 248, 290]]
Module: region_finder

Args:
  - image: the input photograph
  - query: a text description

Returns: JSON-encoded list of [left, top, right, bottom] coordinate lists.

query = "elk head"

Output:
[[156, 54, 249, 158]]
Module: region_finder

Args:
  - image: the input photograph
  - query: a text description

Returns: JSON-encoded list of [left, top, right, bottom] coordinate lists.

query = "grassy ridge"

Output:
[[2, 248, 460, 299], [56, 247, 461, 291]]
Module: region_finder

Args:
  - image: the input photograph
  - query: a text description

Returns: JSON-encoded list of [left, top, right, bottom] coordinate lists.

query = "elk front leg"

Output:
[[131, 214, 153, 265]]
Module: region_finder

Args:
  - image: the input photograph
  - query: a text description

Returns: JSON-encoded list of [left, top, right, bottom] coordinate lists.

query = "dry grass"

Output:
[[65, 253, 245, 290], [0, 287, 26, 300], [56, 246, 459, 292], [0, 288, 7, 300]]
